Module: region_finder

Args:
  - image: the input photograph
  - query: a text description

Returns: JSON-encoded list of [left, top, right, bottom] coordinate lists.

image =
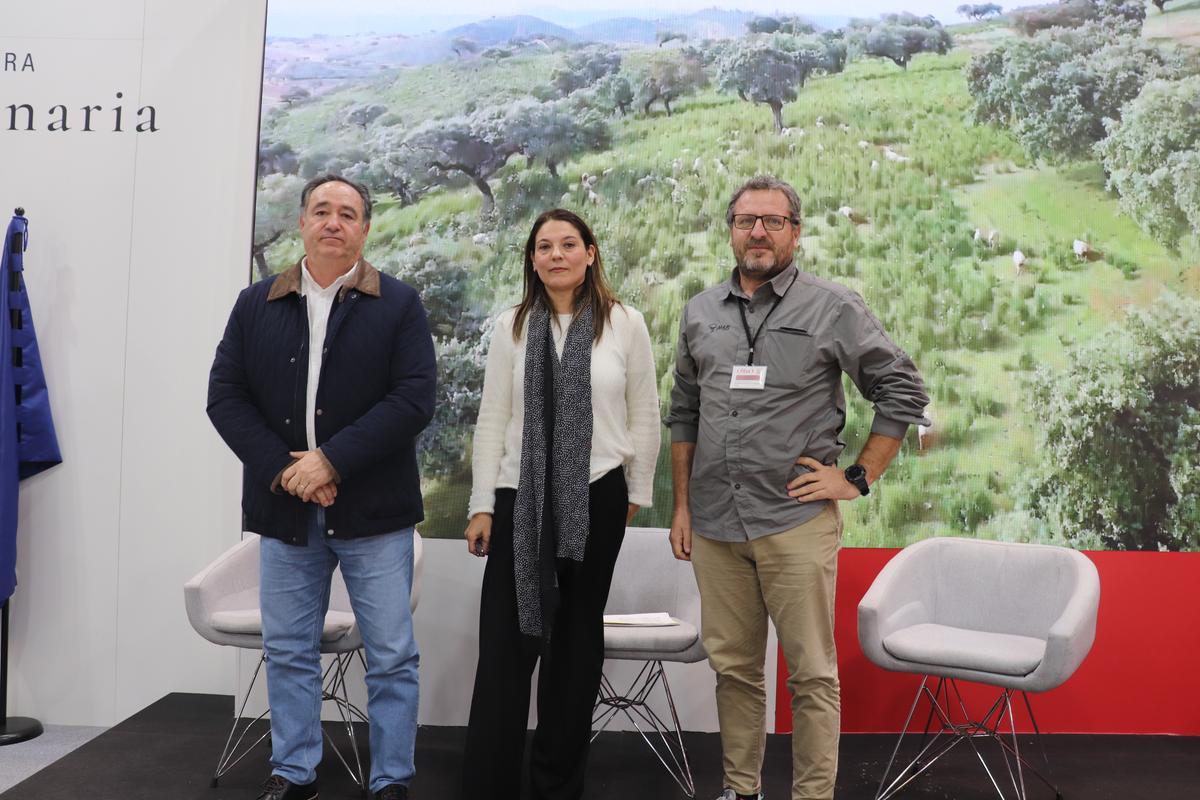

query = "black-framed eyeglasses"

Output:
[[731, 214, 797, 231]]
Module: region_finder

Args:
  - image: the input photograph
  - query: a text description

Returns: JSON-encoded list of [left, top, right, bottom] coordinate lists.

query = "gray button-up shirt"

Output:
[[665, 265, 930, 541]]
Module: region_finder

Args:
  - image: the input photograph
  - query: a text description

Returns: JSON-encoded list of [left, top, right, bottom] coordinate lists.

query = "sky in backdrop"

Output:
[[267, 0, 973, 36]]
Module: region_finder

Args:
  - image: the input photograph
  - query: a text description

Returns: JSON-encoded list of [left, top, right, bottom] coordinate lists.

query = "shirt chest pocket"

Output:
[[764, 325, 820, 387]]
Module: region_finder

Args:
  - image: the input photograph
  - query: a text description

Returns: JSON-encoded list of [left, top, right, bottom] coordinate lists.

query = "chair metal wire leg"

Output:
[[948, 680, 1011, 800], [592, 661, 696, 797], [323, 652, 368, 794], [877, 677, 977, 800], [1003, 691, 1027, 799], [212, 653, 271, 787], [990, 694, 1063, 799], [875, 675, 930, 800], [875, 677, 1065, 800], [1022, 691, 1063, 799], [211, 650, 370, 792], [591, 670, 637, 737]]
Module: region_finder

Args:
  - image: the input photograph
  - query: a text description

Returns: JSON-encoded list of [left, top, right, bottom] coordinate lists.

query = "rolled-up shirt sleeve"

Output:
[[832, 292, 931, 438], [664, 304, 701, 443]]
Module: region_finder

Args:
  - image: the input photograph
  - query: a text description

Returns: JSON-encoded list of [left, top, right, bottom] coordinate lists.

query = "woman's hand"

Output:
[[465, 513, 493, 557], [626, 504, 639, 525]]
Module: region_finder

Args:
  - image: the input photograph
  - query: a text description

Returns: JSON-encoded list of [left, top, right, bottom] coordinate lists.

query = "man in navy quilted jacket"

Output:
[[208, 174, 436, 800]]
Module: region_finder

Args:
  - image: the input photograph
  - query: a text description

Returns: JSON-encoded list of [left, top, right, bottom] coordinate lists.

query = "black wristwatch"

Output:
[[844, 464, 870, 496]]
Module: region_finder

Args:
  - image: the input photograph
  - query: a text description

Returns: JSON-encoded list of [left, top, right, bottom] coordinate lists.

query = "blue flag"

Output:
[[2, 211, 61, 604]]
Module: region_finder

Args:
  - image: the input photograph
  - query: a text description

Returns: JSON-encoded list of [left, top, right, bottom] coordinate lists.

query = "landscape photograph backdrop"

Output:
[[252, 0, 1200, 549]]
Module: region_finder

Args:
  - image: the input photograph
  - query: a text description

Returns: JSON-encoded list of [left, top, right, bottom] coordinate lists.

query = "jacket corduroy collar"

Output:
[[266, 258, 382, 302]]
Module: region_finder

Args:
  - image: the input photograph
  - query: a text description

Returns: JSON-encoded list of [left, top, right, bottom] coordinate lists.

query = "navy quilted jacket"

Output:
[[207, 260, 436, 544]]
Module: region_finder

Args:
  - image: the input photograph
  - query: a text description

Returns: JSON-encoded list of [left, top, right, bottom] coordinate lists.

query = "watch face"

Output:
[[845, 464, 868, 495]]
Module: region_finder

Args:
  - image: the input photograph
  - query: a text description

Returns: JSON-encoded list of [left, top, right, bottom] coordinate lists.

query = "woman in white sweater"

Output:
[[461, 208, 660, 800]]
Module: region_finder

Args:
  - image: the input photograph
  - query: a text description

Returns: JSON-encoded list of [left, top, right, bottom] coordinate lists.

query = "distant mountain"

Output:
[[265, 15, 582, 77], [575, 17, 659, 44], [574, 8, 753, 44], [797, 15, 855, 32], [444, 15, 580, 47], [572, 7, 853, 45], [682, 7, 852, 36], [265, 31, 454, 74], [684, 6, 758, 35], [263, 8, 862, 86]]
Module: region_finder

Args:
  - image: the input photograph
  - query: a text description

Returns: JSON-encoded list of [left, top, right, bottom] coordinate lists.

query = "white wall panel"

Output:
[[4, 0, 265, 726]]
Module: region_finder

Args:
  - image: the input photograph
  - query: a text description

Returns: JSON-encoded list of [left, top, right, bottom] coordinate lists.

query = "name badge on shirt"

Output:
[[730, 365, 767, 390]]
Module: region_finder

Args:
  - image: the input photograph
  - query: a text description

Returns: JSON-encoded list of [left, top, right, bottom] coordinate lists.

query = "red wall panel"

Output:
[[775, 549, 1200, 735]]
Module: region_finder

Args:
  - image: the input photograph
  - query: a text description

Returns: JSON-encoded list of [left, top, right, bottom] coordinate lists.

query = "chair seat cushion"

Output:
[[210, 609, 356, 643], [883, 623, 1045, 677], [603, 619, 698, 654]]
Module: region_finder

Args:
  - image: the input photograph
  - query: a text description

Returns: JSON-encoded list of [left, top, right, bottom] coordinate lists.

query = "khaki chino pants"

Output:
[[691, 502, 843, 800]]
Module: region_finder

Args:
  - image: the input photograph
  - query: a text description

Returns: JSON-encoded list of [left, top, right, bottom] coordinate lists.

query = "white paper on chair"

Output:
[[602, 612, 678, 627]]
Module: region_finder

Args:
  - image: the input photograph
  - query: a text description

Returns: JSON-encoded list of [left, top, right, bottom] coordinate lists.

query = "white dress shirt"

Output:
[[300, 259, 358, 450]]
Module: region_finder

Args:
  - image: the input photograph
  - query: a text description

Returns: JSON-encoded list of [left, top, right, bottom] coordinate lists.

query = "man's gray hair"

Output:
[[725, 175, 802, 225], [300, 174, 373, 223]]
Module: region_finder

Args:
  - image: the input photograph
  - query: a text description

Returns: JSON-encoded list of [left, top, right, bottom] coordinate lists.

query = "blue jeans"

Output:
[[260, 509, 418, 792]]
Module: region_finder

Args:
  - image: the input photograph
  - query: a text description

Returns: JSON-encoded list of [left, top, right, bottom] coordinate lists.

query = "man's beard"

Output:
[[736, 240, 793, 280]]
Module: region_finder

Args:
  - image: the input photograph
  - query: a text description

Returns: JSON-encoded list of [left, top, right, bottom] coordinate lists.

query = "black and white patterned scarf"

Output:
[[512, 300, 594, 643]]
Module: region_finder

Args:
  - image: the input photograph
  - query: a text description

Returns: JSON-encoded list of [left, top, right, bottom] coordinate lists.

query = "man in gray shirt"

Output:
[[665, 175, 929, 800]]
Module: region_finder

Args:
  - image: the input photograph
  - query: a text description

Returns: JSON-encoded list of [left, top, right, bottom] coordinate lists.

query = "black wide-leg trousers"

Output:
[[461, 468, 629, 800]]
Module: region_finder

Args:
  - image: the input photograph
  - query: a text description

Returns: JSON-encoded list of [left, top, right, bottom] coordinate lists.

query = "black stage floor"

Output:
[[3, 693, 1196, 799]]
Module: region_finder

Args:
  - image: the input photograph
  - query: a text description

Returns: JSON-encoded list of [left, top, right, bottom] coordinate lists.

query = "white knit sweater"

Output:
[[467, 304, 661, 517]]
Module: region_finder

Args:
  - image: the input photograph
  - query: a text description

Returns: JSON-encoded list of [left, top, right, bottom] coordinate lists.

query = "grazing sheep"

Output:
[[693, 156, 704, 173], [815, 116, 825, 128], [713, 158, 727, 174], [973, 228, 983, 243], [781, 127, 792, 136], [883, 147, 911, 163], [857, 140, 870, 150], [839, 123, 851, 133], [871, 160, 879, 171], [838, 206, 867, 224], [1012, 249, 1026, 275], [586, 189, 601, 205], [987, 230, 999, 248], [1073, 239, 1091, 261]]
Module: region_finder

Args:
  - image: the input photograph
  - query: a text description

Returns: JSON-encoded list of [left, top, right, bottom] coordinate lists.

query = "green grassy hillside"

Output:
[[258, 26, 1199, 545]]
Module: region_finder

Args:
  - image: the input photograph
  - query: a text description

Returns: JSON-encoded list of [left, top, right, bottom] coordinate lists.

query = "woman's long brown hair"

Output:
[[512, 208, 619, 343]]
